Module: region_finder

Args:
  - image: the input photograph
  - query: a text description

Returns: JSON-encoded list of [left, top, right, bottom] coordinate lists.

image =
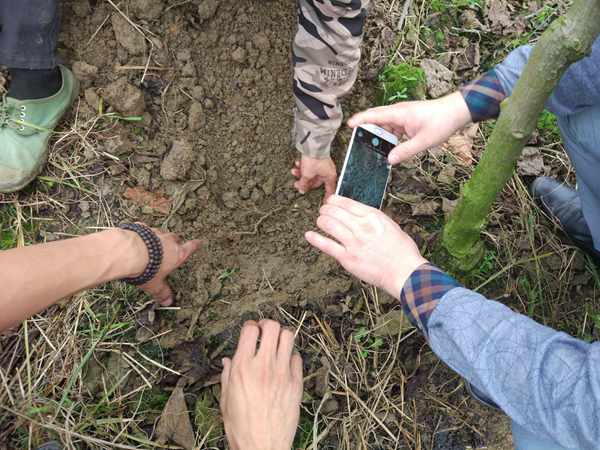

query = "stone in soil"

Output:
[[111, 13, 147, 55], [420, 59, 454, 98], [103, 77, 146, 116], [72, 61, 98, 81], [130, 0, 164, 20], [197, 0, 219, 23], [160, 140, 196, 181]]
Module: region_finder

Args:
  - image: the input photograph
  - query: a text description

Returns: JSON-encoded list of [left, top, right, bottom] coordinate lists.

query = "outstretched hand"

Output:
[[138, 229, 201, 306], [221, 320, 303, 450], [291, 155, 337, 200], [348, 91, 472, 165], [305, 196, 427, 298]]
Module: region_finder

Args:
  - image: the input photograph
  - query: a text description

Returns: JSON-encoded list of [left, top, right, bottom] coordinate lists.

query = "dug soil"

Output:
[[3, 0, 524, 447]]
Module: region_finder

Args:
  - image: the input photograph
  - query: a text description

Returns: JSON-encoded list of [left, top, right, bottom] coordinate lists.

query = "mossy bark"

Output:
[[442, 0, 600, 271]]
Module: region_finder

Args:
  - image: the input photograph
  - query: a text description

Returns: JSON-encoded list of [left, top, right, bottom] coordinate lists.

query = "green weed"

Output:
[[377, 63, 426, 105], [537, 110, 561, 142], [354, 327, 384, 358]]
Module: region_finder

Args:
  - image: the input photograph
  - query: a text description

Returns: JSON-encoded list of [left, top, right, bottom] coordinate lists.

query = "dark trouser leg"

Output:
[[0, 0, 60, 69], [0, 0, 62, 99]]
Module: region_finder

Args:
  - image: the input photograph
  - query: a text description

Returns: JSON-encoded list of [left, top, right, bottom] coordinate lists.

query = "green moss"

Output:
[[377, 63, 426, 105], [537, 110, 561, 142]]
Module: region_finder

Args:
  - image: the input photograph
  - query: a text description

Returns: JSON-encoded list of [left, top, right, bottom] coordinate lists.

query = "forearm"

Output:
[[461, 38, 600, 123], [0, 229, 146, 331], [293, 0, 369, 158], [399, 265, 600, 449]]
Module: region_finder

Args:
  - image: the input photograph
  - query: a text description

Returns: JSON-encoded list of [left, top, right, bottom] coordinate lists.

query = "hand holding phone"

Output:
[[336, 124, 398, 209]]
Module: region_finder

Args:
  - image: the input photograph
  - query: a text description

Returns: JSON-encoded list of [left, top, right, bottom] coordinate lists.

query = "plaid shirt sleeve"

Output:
[[459, 69, 507, 122], [400, 263, 462, 337]]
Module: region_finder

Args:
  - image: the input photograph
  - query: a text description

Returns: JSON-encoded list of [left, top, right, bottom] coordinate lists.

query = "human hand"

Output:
[[348, 91, 472, 165], [291, 155, 337, 200], [135, 229, 201, 306], [221, 320, 303, 450], [305, 195, 428, 298]]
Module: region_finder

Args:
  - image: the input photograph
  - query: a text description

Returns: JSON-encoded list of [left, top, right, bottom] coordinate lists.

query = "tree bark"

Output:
[[441, 0, 600, 270]]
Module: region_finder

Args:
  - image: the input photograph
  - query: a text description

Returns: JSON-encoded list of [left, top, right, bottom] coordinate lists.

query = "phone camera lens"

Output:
[[358, 131, 364, 138], [372, 137, 380, 146]]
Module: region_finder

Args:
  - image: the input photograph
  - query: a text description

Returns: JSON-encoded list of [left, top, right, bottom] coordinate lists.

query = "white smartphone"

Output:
[[336, 124, 398, 209]]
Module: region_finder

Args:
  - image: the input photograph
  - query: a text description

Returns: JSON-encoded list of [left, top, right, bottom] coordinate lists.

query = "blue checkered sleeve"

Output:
[[400, 263, 462, 337], [459, 69, 507, 122]]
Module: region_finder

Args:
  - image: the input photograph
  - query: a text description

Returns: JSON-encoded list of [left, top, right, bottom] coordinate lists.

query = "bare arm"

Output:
[[1, 228, 200, 332]]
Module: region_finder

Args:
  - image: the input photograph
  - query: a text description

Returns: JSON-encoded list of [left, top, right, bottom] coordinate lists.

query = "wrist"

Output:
[[445, 91, 472, 129], [101, 228, 148, 280], [385, 257, 429, 298]]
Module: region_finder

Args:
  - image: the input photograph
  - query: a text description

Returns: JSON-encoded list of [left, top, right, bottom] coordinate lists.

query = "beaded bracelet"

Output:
[[119, 223, 163, 285]]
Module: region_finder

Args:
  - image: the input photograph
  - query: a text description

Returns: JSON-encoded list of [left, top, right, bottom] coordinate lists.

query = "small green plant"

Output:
[[377, 63, 426, 105], [218, 268, 237, 282], [353, 327, 384, 358], [537, 110, 561, 142]]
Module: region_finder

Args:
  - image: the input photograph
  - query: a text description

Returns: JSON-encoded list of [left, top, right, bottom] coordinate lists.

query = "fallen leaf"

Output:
[[156, 386, 196, 450], [442, 198, 458, 217], [445, 124, 479, 166], [420, 59, 454, 99], [487, 0, 512, 32], [123, 186, 171, 216], [517, 147, 545, 176], [461, 10, 485, 30], [437, 165, 456, 185], [411, 200, 439, 216], [374, 310, 413, 337]]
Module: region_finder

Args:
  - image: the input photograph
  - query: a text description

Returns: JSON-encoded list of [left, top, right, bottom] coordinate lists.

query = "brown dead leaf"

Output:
[[411, 200, 439, 217], [156, 386, 196, 450], [442, 198, 458, 218], [487, 0, 512, 32], [437, 165, 456, 185], [517, 147, 546, 176], [445, 124, 479, 166], [123, 186, 171, 216]]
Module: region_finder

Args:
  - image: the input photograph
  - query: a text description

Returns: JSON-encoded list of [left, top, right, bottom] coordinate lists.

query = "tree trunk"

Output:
[[441, 0, 600, 270]]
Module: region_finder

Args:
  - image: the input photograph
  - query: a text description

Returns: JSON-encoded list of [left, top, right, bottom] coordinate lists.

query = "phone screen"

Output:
[[337, 127, 394, 209]]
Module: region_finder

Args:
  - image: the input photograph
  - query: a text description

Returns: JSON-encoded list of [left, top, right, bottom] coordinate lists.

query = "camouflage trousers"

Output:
[[293, 0, 370, 159]]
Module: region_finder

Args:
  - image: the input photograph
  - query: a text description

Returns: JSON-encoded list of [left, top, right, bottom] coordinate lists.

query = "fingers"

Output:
[[277, 328, 295, 363], [323, 174, 337, 200], [304, 231, 346, 261], [294, 175, 323, 194], [348, 105, 403, 129], [221, 357, 232, 389], [152, 281, 174, 306], [291, 352, 303, 383], [177, 239, 201, 265], [233, 321, 260, 362], [257, 319, 281, 359], [316, 213, 355, 246], [388, 136, 428, 165], [326, 195, 374, 217], [291, 160, 301, 178]]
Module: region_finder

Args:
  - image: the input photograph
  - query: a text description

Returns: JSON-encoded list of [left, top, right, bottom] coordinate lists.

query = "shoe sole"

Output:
[[0, 75, 81, 194]]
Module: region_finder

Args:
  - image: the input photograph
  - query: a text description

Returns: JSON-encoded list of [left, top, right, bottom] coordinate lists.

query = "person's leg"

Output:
[[530, 106, 600, 261], [0, 0, 62, 99], [556, 106, 600, 250], [512, 421, 574, 450], [292, 0, 370, 159], [0, 0, 79, 193]]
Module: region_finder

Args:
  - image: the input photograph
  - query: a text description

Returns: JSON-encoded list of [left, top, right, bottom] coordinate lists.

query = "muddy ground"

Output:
[[7, 0, 590, 448]]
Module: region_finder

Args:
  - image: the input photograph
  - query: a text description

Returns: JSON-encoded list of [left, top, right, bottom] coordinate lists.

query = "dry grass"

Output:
[[1, 0, 598, 449]]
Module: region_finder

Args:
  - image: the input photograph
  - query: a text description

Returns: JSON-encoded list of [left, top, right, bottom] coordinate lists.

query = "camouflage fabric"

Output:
[[293, 0, 370, 159]]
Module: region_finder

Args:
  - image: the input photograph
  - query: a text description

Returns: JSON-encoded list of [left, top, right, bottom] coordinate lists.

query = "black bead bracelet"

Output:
[[119, 223, 163, 285]]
